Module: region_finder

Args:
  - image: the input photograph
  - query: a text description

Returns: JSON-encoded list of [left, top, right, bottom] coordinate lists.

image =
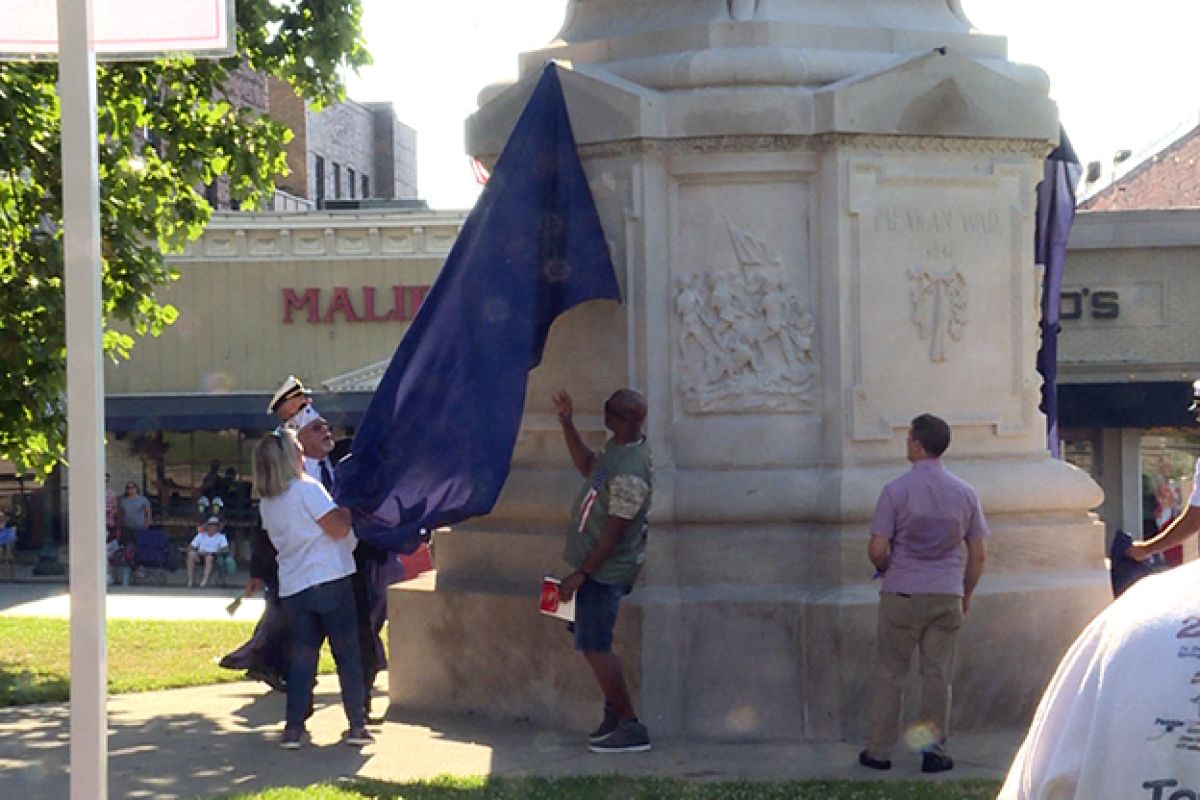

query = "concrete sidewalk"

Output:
[[0, 581, 266, 622], [0, 675, 1024, 799]]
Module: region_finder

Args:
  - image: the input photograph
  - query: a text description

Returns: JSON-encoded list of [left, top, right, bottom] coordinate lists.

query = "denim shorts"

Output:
[[570, 578, 629, 653]]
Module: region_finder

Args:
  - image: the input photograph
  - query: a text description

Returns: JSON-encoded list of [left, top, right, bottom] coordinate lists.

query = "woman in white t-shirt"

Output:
[[187, 516, 231, 588], [252, 428, 373, 749]]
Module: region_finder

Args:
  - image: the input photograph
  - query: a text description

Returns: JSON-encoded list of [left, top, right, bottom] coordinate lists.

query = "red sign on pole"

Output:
[[0, 0, 234, 58]]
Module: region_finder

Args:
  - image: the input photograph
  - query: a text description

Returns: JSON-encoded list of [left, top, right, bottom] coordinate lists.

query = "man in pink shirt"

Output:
[[859, 413, 988, 775]]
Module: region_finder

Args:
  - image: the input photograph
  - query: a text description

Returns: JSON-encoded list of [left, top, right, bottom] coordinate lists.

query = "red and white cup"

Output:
[[539, 577, 561, 614]]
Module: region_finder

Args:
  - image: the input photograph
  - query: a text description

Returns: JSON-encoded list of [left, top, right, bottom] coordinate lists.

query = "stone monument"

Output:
[[388, 0, 1108, 742]]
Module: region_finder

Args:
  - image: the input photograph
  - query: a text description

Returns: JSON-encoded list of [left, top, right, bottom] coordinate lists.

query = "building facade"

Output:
[[1060, 208, 1200, 552], [102, 210, 465, 546]]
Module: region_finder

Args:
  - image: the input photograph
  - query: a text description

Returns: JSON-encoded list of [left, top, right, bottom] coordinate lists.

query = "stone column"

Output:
[[388, 0, 1107, 742]]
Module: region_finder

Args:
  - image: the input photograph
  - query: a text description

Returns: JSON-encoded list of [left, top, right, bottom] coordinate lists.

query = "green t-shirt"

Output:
[[563, 436, 653, 587]]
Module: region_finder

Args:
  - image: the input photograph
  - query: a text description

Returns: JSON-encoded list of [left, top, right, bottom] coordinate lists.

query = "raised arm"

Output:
[[554, 389, 596, 478]]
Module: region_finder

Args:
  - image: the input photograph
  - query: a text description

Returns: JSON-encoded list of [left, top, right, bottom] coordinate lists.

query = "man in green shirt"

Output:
[[554, 388, 653, 754]]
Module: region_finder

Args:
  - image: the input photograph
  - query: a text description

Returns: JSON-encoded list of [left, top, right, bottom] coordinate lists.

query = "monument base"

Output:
[[387, 522, 1110, 741]]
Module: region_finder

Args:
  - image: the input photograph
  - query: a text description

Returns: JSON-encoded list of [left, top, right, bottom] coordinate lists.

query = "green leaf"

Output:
[[0, 0, 368, 472]]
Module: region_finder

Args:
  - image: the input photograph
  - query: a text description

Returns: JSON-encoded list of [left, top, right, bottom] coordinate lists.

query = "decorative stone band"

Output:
[[175, 210, 468, 262], [548, 135, 1052, 162]]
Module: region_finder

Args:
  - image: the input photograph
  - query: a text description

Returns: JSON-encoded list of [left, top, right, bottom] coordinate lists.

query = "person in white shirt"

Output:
[[999, 558, 1200, 799], [187, 516, 230, 588], [252, 427, 373, 750]]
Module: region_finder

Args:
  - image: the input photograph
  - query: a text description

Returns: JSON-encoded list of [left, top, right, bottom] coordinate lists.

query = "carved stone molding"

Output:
[[574, 135, 1048, 162], [579, 136, 820, 161], [820, 133, 1051, 158], [676, 220, 818, 414], [176, 210, 468, 262]]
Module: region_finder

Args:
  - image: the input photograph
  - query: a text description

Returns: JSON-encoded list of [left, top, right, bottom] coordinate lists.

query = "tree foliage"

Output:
[[0, 0, 369, 473]]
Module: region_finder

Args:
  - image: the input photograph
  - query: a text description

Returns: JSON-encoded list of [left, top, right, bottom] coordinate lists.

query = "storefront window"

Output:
[[148, 430, 253, 521], [1142, 428, 1200, 548]]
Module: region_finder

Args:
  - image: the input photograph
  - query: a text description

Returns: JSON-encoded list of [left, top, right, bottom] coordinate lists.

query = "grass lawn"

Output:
[[0, 616, 335, 706], [221, 777, 1005, 800]]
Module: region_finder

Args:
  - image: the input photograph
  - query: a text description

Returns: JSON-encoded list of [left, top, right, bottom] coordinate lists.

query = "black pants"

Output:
[[220, 583, 289, 680], [352, 546, 387, 706]]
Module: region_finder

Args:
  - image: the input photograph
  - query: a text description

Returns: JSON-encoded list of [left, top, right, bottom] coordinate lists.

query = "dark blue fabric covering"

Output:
[[1035, 127, 1082, 457], [334, 64, 621, 552], [1109, 529, 1153, 599]]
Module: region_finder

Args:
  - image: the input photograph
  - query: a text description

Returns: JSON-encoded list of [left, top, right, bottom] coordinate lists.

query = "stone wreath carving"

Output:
[[675, 220, 817, 413], [908, 268, 968, 362]]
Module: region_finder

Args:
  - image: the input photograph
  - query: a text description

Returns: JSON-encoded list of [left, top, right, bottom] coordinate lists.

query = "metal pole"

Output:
[[58, 0, 108, 797]]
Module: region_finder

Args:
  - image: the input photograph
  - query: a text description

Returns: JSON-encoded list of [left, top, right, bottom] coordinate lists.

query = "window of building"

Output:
[[314, 155, 325, 203], [348, 168, 356, 198], [1142, 429, 1200, 541], [333, 162, 342, 199], [361, 174, 369, 199]]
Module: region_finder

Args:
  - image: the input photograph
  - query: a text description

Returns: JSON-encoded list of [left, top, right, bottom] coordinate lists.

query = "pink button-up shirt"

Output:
[[870, 458, 988, 596]]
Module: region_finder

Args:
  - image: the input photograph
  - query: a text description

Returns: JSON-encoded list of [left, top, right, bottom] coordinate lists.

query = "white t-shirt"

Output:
[[999, 558, 1200, 800], [258, 474, 356, 598], [190, 531, 228, 554]]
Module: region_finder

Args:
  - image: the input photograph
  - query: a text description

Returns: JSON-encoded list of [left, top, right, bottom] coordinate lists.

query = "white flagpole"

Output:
[[58, 0, 109, 796]]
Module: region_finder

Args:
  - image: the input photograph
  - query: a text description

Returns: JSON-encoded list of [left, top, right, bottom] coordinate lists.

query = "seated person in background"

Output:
[[188, 516, 232, 588], [0, 510, 16, 563]]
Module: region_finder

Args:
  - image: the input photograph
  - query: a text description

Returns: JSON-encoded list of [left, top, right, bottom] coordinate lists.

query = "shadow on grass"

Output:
[[0, 661, 69, 706]]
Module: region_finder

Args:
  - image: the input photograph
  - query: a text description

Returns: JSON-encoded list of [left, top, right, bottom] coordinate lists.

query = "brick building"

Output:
[[1081, 119, 1200, 211], [208, 67, 419, 211], [268, 78, 418, 206]]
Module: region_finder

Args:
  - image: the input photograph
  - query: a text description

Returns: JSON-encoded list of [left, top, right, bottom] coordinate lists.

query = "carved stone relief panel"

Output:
[[908, 268, 969, 363], [671, 175, 816, 414], [847, 158, 1037, 441]]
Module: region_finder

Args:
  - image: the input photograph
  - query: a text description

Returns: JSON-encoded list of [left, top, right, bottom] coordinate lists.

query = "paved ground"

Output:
[[0, 580, 1026, 799], [0, 581, 266, 622]]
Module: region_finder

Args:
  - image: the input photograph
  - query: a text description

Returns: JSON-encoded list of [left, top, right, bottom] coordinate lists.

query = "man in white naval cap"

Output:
[[221, 375, 317, 692], [1129, 379, 1200, 563], [267, 374, 312, 422], [255, 376, 388, 720]]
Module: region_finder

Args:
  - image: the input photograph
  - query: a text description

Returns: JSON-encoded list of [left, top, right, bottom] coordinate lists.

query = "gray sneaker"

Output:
[[588, 704, 620, 744], [588, 719, 651, 753], [279, 727, 305, 750], [344, 727, 376, 746]]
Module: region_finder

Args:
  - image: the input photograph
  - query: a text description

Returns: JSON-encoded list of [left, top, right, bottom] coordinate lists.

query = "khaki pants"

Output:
[[865, 592, 963, 758]]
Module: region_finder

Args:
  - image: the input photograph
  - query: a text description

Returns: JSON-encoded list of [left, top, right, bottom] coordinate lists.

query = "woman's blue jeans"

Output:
[[281, 575, 365, 730]]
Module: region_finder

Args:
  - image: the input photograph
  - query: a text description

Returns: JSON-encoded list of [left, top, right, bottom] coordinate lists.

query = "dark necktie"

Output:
[[319, 459, 334, 492]]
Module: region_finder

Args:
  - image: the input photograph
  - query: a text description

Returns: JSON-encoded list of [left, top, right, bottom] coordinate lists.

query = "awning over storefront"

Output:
[[104, 392, 374, 433], [1058, 381, 1195, 429]]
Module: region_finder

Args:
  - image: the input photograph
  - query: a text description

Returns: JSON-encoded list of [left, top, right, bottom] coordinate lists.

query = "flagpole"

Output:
[[58, 0, 109, 796]]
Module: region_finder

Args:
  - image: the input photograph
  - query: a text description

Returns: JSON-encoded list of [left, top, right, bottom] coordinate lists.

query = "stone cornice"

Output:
[[174, 209, 469, 262], [565, 134, 1049, 161]]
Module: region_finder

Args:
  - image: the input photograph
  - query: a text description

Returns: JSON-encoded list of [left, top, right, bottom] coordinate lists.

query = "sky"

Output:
[[346, 1, 1200, 210]]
